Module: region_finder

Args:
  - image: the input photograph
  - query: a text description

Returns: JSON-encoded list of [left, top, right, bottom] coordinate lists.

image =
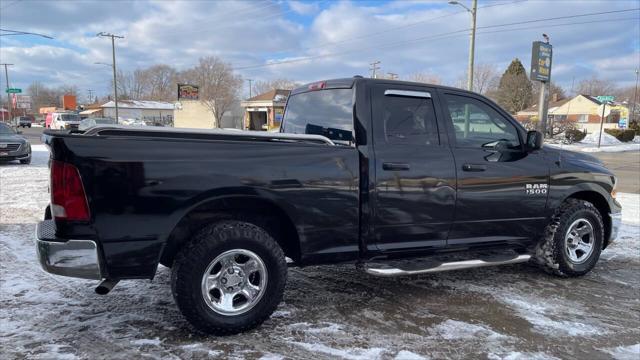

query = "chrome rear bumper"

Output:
[[36, 221, 102, 280]]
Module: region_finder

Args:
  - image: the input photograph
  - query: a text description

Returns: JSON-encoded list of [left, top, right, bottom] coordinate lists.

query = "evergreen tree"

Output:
[[496, 58, 533, 114]]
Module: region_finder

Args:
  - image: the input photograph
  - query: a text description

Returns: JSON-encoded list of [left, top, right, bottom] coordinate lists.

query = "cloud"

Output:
[[0, 0, 638, 99]]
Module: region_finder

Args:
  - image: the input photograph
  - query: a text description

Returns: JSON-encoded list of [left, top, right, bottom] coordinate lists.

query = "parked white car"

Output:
[[50, 112, 82, 130]]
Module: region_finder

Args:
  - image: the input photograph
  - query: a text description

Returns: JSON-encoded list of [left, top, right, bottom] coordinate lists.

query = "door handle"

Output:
[[462, 163, 486, 172], [382, 162, 410, 171]]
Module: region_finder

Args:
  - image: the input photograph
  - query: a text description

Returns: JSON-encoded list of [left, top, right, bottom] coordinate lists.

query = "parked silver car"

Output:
[[0, 122, 31, 164]]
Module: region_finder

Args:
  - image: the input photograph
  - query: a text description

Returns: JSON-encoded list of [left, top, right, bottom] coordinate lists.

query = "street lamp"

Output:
[[449, 0, 477, 92]]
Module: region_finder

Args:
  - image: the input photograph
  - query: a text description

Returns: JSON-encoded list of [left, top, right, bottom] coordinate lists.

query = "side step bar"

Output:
[[365, 254, 531, 277]]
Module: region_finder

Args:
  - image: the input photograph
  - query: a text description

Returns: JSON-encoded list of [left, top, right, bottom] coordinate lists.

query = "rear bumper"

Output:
[[36, 220, 102, 280]]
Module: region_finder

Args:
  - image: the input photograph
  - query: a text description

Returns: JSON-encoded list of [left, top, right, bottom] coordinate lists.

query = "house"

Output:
[[101, 100, 174, 125], [240, 89, 290, 131], [516, 94, 630, 133]]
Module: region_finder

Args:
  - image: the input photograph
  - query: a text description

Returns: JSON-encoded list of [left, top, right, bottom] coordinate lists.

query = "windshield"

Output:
[[60, 114, 80, 122], [281, 88, 354, 145], [0, 123, 16, 134]]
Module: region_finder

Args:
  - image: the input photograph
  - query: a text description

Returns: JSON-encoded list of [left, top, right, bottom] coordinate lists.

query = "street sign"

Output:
[[596, 95, 615, 103], [530, 41, 553, 82], [5, 88, 21, 94]]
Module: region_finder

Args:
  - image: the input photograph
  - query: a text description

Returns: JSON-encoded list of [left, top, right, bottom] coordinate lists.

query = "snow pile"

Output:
[[581, 131, 621, 145], [634, 135, 640, 143]]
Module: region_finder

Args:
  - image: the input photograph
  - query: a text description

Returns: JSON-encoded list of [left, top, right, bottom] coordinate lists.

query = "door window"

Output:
[[444, 94, 520, 149], [374, 88, 439, 145]]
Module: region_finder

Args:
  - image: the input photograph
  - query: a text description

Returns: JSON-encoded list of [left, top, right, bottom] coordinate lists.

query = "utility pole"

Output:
[[632, 69, 639, 124], [387, 72, 398, 80], [449, 0, 477, 91], [1, 63, 13, 121], [369, 61, 381, 79], [97, 32, 124, 121], [87, 89, 94, 103], [247, 79, 253, 98]]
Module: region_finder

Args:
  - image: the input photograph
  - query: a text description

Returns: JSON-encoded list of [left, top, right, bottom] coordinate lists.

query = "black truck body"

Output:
[[37, 77, 621, 334]]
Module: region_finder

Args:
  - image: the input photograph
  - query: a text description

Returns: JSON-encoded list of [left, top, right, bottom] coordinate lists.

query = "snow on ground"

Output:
[[1, 146, 639, 359], [546, 132, 640, 153]]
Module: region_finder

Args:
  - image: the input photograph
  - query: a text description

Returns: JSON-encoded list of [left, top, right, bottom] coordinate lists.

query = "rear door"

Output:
[[371, 83, 456, 252], [438, 90, 549, 245]]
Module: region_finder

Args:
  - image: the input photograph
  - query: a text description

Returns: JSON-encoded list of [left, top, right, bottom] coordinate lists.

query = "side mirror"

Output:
[[526, 130, 543, 151]]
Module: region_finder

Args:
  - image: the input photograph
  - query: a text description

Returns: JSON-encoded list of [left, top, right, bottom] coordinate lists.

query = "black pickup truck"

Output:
[[37, 77, 621, 335]]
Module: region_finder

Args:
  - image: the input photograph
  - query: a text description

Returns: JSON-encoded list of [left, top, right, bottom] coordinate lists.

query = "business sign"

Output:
[[177, 84, 199, 100], [13, 95, 31, 109], [530, 41, 552, 82], [6, 88, 21, 94], [596, 95, 615, 103]]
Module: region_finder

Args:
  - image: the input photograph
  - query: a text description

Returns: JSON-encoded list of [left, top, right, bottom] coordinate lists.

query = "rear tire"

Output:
[[171, 220, 287, 335], [534, 199, 604, 277]]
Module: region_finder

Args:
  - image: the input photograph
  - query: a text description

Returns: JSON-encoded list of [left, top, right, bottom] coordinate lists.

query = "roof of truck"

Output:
[[291, 76, 477, 96]]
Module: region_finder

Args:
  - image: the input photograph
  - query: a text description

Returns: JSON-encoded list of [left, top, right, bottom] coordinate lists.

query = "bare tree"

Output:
[[406, 72, 442, 85], [182, 56, 242, 128], [453, 63, 499, 95], [252, 78, 299, 96], [576, 76, 616, 96], [146, 64, 178, 101]]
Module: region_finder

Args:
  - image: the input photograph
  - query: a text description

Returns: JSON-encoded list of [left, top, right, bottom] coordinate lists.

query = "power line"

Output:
[[234, 8, 639, 71], [0, 28, 53, 39]]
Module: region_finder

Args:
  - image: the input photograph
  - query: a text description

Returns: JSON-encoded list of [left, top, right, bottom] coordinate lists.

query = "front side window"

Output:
[[282, 89, 354, 145], [373, 88, 438, 145], [444, 94, 520, 150]]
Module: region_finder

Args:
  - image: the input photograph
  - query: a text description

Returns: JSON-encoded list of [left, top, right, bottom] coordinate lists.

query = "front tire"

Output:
[[20, 156, 31, 165], [535, 199, 604, 277], [171, 220, 287, 335]]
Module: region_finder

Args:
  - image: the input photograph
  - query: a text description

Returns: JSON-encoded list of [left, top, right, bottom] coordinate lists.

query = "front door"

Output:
[[438, 90, 549, 246], [371, 84, 456, 252]]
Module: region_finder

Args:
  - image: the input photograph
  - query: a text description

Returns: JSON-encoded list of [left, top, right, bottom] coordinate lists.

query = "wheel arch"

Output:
[[160, 195, 301, 268], [561, 189, 612, 248]]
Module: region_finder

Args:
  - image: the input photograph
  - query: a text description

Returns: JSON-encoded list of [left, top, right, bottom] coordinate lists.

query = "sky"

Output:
[[0, 0, 639, 102]]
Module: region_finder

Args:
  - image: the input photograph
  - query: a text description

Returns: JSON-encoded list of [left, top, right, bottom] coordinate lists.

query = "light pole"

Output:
[[97, 32, 124, 121], [1, 63, 14, 121], [449, 0, 477, 92]]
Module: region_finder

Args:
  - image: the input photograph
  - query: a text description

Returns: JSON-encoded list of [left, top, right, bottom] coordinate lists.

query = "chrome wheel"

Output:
[[565, 218, 595, 264], [200, 249, 268, 316]]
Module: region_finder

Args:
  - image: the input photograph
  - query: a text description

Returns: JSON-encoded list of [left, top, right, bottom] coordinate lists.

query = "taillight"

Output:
[[308, 81, 326, 90], [51, 160, 90, 221]]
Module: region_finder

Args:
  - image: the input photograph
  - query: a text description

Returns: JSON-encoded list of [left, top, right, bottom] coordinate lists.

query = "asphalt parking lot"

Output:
[[1, 129, 638, 359]]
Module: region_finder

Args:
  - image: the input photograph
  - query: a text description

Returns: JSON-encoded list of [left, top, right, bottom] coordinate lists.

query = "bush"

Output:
[[629, 120, 639, 136], [565, 129, 586, 143], [604, 129, 636, 142]]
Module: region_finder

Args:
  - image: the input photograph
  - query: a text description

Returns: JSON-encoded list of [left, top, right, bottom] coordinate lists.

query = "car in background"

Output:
[[50, 112, 81, 130], [14, 116, 34, 128], [78, 117, 118, 131], [0, 122, 31, 164]]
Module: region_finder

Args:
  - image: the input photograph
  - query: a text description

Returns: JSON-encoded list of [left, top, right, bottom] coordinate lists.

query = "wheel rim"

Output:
[[200, 249, 268, 316], [564, 218, 595, 264]]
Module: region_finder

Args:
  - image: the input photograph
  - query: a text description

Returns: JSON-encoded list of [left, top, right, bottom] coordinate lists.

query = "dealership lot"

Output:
[[0, 146, 638, 359]]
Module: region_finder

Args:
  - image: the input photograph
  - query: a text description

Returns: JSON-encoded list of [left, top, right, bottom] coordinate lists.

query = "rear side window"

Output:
[[282, 89, 354, 145], [373, 88, 439, 145]]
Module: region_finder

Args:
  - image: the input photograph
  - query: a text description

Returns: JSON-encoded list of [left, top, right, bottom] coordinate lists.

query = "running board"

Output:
[[365, 254, 531, 277]]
